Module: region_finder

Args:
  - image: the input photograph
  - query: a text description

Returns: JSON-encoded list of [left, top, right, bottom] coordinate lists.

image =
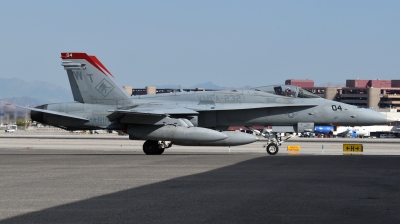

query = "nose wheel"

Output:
[[266, 143, 279, 155], [262, 132, 290, 155], [142, 140, 171, 155]]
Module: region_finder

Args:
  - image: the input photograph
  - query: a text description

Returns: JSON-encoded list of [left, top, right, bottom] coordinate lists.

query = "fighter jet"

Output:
[[15, 52, 395, 155]]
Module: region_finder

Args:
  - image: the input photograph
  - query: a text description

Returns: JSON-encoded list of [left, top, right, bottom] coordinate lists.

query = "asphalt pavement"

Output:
[[0, 133, 400, 223]]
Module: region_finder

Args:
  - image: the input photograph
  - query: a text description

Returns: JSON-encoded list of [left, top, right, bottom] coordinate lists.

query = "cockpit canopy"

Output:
[[251, 85, 320, 98]]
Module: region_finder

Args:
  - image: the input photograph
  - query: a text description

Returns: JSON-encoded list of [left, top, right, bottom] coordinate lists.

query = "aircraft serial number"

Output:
[[197, 95, 242, 103]]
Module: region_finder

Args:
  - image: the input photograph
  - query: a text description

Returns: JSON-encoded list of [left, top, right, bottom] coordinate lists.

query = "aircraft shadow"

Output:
[[2, 156, 400, 223]]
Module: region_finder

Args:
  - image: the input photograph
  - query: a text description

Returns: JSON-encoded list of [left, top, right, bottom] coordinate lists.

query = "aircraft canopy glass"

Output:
[[252, 85, 320, 98]]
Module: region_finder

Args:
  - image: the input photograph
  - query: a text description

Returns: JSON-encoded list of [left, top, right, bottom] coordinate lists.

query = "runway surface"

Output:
[[1, 132, 400, 223]]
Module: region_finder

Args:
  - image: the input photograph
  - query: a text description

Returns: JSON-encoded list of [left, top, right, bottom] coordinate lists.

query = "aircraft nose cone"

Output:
[[357, 109, 394, 125]]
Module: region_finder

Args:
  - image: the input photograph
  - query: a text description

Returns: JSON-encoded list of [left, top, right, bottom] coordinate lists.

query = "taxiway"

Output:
[[0, 132, 399, 223]]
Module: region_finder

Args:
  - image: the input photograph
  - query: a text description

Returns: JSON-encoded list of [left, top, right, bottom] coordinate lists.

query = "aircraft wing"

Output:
[[107, 102, 314, 119], [186, 103, 317, 111], [107, 107, 198, 122], [108, 107, 199, 116], [106, 103, 317, 124], [14, 105, 89, 121]]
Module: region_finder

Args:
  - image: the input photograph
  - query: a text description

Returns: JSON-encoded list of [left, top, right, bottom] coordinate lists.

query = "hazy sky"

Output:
[[0, 1, 399, 89]]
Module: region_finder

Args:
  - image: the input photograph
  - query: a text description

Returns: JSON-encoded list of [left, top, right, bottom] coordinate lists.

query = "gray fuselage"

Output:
[[32, 89, 390, 130]]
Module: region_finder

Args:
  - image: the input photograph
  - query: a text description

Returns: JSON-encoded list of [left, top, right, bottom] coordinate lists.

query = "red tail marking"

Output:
[[89, 56, 114, 78], [61, 53, 114, 78]]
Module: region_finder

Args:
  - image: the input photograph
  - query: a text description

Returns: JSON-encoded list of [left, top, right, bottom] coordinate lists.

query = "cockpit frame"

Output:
[[252, 85, 320, 98]]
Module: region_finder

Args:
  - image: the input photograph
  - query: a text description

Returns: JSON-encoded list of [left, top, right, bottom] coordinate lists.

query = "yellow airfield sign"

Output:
[[343, 144, 363, 152], [287, 145, 300, 151]]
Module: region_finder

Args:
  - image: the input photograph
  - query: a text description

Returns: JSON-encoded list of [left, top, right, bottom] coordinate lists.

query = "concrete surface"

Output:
[[0, 132, 400, 223]]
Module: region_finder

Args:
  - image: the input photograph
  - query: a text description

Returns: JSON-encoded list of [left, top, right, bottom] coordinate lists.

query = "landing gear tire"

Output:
[[143, 140, 164, 155], [266, 143, 279, 155], [156, 148, 165, 155]]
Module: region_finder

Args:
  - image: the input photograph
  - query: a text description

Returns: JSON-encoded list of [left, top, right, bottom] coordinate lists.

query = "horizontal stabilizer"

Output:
[[14, 105, 89, 121]]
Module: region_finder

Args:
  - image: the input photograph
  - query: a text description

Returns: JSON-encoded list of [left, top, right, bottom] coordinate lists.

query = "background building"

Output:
[[286, 79, 400, 112], [127, 86, 214, 95], [127, 79, 400, 126], [127, 79, 400, 113], [285, 79, 314, 88]]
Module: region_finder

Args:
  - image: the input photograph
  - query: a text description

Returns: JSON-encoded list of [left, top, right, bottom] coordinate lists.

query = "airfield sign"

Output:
[[343, 144, 363, 152]]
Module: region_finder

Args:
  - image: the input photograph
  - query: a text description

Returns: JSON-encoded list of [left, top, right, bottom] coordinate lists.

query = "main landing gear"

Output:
[[143, 140, 171, 155], [244, 126, 290, 156], [262, 132, 291, 155]]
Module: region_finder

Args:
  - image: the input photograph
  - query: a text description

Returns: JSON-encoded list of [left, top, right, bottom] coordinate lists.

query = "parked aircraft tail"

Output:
[[61, 52, 132, 105]]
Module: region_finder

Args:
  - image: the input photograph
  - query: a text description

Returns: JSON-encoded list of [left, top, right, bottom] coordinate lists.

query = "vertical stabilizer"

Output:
[[61, 52, 132, 105]]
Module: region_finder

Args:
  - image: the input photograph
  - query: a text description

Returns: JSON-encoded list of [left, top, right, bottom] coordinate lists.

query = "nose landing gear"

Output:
[[262, 132, 291, 155], [266, 143, 279, 155], [143, 140, 171, 155]]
